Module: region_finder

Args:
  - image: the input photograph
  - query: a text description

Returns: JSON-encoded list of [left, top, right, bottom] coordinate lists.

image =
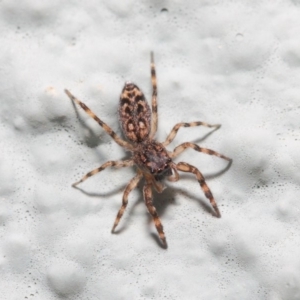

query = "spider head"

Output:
[[135, 141, 173, 181], [150, 156, 173, 181]]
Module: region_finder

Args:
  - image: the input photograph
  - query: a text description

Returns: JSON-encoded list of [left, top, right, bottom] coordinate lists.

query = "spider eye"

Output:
[[167, 158, 172, 163]]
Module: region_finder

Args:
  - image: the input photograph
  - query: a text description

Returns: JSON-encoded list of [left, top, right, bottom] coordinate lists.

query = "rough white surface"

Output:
[[1, 1, 300, 299]]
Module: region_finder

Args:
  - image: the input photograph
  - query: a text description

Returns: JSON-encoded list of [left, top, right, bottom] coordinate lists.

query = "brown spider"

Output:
[[65, 52, 231, 247]]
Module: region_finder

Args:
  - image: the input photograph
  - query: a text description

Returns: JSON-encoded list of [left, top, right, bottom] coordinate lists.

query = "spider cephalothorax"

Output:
[[65, 52, 232, 247], [133, 140, 173, 181]]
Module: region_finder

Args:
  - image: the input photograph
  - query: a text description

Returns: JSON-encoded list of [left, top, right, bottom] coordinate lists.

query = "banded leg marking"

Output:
[[170, 142, 232, 161], [65, 89, 133, 150], [163, 121, 221, 147], [176, 162, 221, 217], [112, 171, 143, 232], [150, 52, 158, 139], [72, 160, 133, 187], [143, 183, 167, 246]]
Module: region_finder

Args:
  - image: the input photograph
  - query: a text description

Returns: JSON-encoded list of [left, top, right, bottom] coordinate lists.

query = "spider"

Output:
[[65, 52, 232, 247]]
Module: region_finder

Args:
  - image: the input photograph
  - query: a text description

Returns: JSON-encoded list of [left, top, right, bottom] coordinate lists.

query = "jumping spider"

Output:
[[65, 52, 231, 247]]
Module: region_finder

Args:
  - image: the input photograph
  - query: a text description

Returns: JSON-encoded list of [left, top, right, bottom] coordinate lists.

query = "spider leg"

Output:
[[111, 171, 143, 232], [169, 142, 232, 161], [72, 159, 133, 187], [143, 182, 167, 247], [149, 52, 158, 139], [168, 164, 180, 182], [65, 89, 133, 150], [162, 122, 221, 147], [175, 162, 221, 217]]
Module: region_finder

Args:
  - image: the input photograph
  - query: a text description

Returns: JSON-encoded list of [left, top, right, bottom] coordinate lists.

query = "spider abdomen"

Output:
[[118, 82, 151, 143]]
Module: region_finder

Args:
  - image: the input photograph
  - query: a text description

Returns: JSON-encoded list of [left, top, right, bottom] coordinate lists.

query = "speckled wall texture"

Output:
[[1, 1, 300, 299]]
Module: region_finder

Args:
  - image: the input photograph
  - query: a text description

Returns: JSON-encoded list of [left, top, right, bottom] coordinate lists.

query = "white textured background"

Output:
[[1, 1, 300, 299]]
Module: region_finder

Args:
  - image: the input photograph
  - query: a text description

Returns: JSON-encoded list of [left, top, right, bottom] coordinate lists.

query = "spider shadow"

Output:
[[74, 179, 139, 237], [73, 184, 127, 199], [148, 159, 232, 248], [173, 159, 232, 212], [109, 179, 175, 249], [69, 96, 107, 149], [142, 182, 217, 249], [76, 159, 232, 249], [191, 126, 221, 145], [68, 94, 134, 163], [204, 159, 232, 180], [148, 185, 178, 249]]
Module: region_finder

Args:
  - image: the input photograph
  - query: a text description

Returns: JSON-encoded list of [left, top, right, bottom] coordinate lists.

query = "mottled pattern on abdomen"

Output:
[[118, 82, 151, 142]]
